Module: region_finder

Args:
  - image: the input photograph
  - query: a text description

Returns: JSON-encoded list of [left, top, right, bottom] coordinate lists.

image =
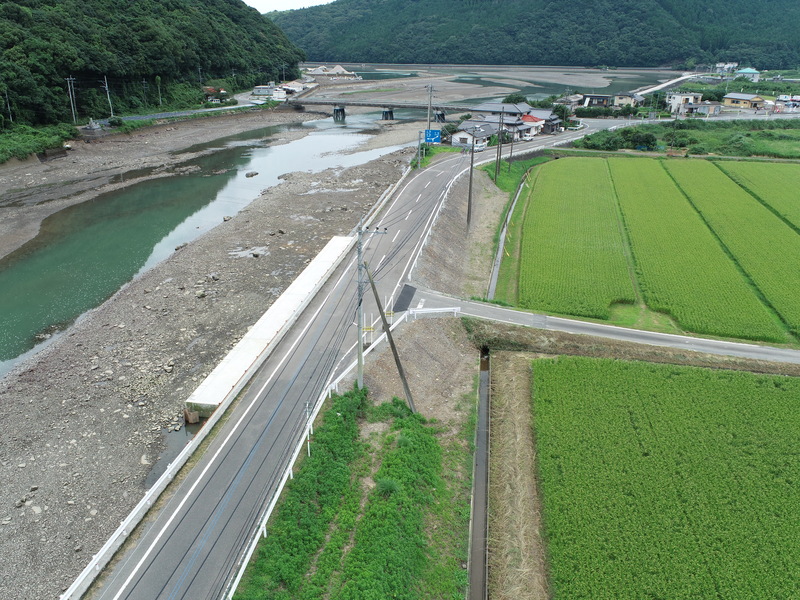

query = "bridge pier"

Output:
[[333, 106, 346, 121], [381, 108, 394, 120], [435, 110, 446, 123]]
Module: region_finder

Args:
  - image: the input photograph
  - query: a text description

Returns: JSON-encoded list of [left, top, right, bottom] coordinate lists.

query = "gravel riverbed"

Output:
[[0, 108, 428, 599]]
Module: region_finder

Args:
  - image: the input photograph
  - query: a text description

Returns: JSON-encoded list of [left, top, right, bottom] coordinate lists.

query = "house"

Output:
[[582, 93, 613, 108], [202, 86, 228, 103], [614, 93, 645, 107], [665, 92, 704, 114], [723, 93, 766, 109], [471, 102, 561, 134], [453, 121, 498, 151], [682, 101, 722, 116], [554, 94, 584, 111], [521, 114, 545, 137], [735, 68, 760, 83], [716, 62, 739, 74]]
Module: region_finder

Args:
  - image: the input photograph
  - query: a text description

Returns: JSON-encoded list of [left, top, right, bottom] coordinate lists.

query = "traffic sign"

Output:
[[424, 129, 441, 144]]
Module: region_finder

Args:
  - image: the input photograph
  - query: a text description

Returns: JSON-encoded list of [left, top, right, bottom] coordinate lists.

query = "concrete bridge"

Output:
[[285, 97, 478, 121]]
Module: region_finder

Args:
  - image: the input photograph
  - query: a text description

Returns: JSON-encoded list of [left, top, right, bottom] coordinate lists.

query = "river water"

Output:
[[0, 114, 410, 375], [0, 67, 676, 375]]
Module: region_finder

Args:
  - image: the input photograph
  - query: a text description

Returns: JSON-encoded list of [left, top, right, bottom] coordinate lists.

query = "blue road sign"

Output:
[[424, 129, 441, 144]]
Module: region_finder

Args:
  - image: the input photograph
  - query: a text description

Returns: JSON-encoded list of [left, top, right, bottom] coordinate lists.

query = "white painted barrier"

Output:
[[63, 163, 415, 600], [61, 235, 354, 600]]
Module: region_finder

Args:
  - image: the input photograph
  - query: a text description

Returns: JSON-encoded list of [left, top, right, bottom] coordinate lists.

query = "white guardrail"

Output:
[[62, 166, 415, 600]]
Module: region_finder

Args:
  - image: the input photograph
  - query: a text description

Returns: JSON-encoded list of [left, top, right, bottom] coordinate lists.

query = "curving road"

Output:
[[86, 115, 800, 600]]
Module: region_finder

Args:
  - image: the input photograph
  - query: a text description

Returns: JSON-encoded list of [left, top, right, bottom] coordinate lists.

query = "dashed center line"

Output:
[[392, 230, 401, 243], [405, 209, 413, 221]]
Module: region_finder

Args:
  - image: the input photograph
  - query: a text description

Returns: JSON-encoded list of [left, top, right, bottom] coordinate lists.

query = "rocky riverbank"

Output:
[[0, 109, 422, 599]]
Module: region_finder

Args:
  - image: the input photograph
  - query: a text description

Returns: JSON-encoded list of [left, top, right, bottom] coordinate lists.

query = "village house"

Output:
[[681, 101, 722, 116], [554, 94, 584, 111], [581, 93, 613, 107], [452, 122, 498, 151], [723, 93, 766, 109], [665, 92, 704, 114], [614, 93, 645, 107], [471, 102, 561, 134], [202, 86, 228, 103], [735, 67, 761, 82]]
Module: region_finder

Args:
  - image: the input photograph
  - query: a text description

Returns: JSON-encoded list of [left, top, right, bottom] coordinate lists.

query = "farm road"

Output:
[[411, 289, 800, 365]]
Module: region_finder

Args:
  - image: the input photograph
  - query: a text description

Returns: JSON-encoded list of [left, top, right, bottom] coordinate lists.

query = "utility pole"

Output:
[[65, 76, 77, 124], [364, 262, 415, 413], [426, 84, 433, 132], [101, 75, 114, 117], [141, 79, 149, 106], [198, 67, 203, 84], [467, 128, 476, 228], [355, 222, 388, 388], [494, 111, 504, 181], [4, 87, 12, 124], [508, 120, 515, 172]]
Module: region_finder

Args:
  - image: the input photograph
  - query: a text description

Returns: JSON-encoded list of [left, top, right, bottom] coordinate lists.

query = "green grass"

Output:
[[233, 387, 367, 600], [575, 119, 800, 158], [608, 157, 787, 342], [533, 356, 800, 598], [516, 157, 636, 318], [234, 390, 473, 600], [334, 409, 442, 600], [665, 160, 800, 337], [0, 123, 78, 163]]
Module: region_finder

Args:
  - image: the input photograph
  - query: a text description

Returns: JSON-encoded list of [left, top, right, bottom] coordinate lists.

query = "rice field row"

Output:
[[665, 160, 800, 336], [532, 356, 800, 598], [608, 158, 786, 342], [517, 157, 635, 319], [512, 156, 800, 342], [717, 161, 800, 229]]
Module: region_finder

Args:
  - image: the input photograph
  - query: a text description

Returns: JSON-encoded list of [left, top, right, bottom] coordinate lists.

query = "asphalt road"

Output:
[[88, 114, 800, 599], [91, 129, 500, 600], [414, 290, 800, 365]]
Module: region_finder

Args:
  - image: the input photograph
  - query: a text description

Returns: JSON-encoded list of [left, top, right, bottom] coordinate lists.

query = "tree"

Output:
[[503, 92, 528, 104]]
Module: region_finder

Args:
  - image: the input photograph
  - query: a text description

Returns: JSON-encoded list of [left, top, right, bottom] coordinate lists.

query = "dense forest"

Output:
[[0, 0, 304, 126], [270, 0, 800, 69]]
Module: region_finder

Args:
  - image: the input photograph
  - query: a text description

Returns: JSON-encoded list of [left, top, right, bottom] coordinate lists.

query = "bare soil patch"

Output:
[[488, 351, 549, 600], [413, 166, 508, 299]]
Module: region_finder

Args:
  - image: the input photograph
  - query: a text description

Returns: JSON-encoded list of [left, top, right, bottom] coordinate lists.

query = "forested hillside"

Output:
[[270, 0, 800, 69], [0, 0, 304, 125]]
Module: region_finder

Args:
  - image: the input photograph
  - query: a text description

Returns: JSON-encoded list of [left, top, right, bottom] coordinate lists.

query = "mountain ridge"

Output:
[[269, 0, 799, 70]]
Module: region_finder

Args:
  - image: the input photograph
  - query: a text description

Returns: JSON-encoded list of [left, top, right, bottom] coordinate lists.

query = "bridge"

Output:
[[285, 98, 480, 121]]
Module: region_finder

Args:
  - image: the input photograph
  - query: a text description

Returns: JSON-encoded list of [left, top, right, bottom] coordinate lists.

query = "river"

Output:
[[0, 66, 677, 376]]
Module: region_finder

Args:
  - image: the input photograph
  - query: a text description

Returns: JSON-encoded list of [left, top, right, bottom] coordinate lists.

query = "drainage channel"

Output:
[[469, 347, 490, 599]]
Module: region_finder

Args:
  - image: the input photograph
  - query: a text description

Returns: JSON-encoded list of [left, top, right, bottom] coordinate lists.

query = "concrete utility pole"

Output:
[[467, 128, 476, 228], [101, 75, 114, 117], [4, 87, 12, 124], [65, 76, 77, 124], [494, 111, 504, 181], [356, 221, 387, 388], [426, 84, 433, 131], [364, 262, 415, 413]]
